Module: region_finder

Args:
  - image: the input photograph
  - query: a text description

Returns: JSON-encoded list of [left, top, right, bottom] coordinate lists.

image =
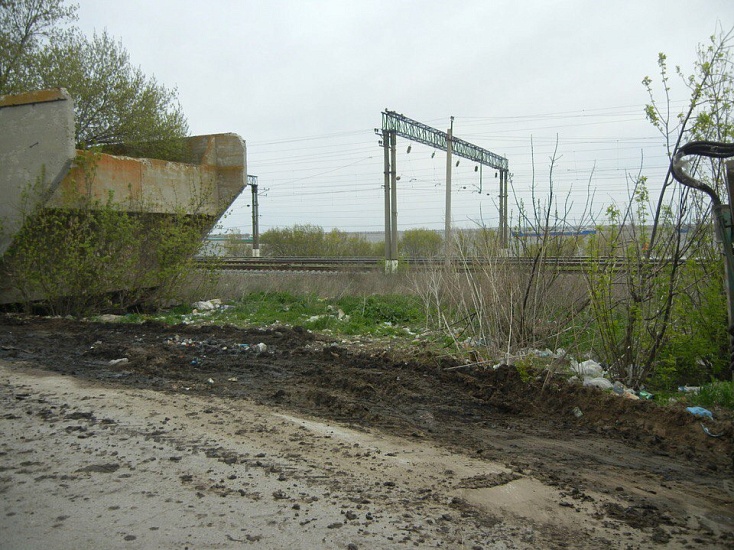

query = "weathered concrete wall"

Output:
[[0, 89, 76, 256], [189, 134, 249, 213], [0, 88, 247, 305], [51, 133, 247, 217]]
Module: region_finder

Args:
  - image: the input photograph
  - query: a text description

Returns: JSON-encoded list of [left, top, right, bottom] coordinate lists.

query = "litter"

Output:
[[583, 377, 613, 390], [701, 423, 723, 437], [686, 406, 713, 419], [572, 359, 604, 379]]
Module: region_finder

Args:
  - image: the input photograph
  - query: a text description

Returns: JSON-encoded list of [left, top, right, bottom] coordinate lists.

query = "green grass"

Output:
[[690, 380, 734, 410], [89, 291, 734, 410], [116, 291, 430, 340]]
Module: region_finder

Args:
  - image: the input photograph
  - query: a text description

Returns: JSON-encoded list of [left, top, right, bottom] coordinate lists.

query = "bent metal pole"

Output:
[[671, 141, 734, 375]]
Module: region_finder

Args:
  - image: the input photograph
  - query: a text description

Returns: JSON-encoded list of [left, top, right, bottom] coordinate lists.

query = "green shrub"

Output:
[[338, 295, 423, 325], [399, 228, 443, 258], [2, 155, 214, 316], [691, 380, 734, 409], [260, 225, 380, 257]]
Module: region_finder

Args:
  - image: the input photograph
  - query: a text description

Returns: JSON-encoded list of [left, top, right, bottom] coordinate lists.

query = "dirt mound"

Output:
[[1, 314, 731, 473], [455, 365, 734, 469], [2, 313, 733, 547]]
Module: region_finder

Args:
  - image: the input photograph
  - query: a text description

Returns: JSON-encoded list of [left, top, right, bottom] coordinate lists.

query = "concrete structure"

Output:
[[0, 89, 76, 256], [0, 88, 247, 304], [51, 133, 247, 218]]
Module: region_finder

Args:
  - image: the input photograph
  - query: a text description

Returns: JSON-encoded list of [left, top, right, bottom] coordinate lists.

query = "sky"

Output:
[[73, 0, 734, 235]]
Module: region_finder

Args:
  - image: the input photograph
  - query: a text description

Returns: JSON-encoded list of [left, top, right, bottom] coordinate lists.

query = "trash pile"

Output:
[[569, 358, 653, 400], [305, 305, 350, 324], [191, 299, 226, 312], [457, 346, 725, 428], [163, 334, 268, 357], [484, 348, 657, 401]]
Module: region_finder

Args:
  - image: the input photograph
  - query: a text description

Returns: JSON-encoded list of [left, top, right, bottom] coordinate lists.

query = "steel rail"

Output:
[[198, 256, 690, 273]]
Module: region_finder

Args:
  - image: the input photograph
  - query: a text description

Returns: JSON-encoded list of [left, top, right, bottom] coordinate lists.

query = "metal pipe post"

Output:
[[389, 132, 398, 273], [251, 184, 260, 258], [726, 160, 734, 375], [503, 169, 509, 247], [383, 130, 392, 267], [498, 170, 505, 247], [445, 119, 453, 260]]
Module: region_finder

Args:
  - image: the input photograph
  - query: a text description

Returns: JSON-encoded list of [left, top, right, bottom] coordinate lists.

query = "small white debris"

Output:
[[572, 359, 604, 378], [583, 377, 613, 390], [98, 314, 123, 323], [192, 300, 217, 311], [109, 358, 129, 366]]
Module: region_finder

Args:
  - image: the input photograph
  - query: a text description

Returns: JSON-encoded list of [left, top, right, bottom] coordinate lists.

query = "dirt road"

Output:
[[1, 315, 733, 548]]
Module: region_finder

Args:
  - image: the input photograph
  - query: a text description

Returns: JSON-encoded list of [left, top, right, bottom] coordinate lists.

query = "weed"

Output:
[[691, 380, 734, 409], [144, 292, 428, 341], [2, 153, 219, 315]]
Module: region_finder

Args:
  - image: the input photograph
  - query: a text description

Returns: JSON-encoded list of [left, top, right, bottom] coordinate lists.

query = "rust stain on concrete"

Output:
[[59, 152, 144, 205], [0, 88, 69, 109]]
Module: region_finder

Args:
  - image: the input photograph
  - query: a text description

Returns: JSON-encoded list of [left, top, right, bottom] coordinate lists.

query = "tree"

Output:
[[261, 225, 325, 257], [1, 0, 188, 158], [0, 0, 76, 93], [585, 27, 734, 386], [324, 228, 380, 257], [399, 228, 443, 257], [260, 225, 380, 257], [34, 29, 188, 157], [223, 230, 251, 257]]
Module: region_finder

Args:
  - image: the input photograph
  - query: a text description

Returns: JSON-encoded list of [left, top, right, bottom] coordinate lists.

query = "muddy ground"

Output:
[[1, 314, 733, 549]]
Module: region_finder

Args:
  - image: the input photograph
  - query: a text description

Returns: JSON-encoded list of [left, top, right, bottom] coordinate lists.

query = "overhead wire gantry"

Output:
[[377, 110, 509, 271]]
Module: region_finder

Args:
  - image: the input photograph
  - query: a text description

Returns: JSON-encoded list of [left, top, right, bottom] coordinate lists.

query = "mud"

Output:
[[1, 314, 733, 548]]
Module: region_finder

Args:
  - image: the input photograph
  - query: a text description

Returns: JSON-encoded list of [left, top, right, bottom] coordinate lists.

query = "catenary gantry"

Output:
[[378, 110, 509, 271]]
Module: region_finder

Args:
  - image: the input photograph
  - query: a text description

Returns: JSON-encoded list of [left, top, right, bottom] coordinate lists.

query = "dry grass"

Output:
[[175, 260, 591, 365], [178, 269, 421, 302], [410, 255, 591, 360]]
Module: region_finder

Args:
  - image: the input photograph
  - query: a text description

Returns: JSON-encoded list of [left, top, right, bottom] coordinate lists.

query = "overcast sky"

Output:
[[74, 0, 734, 234]]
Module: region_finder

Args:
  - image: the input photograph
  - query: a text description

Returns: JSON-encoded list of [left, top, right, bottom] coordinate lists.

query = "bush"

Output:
[[691, 380, 734, 409], [2, 156, 213, 315], [339, 294, 423, 325], [399, 228, 443, 258], [260, 224, 380, 257]]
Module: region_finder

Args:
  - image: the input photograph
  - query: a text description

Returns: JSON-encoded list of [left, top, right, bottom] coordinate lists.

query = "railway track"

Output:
[[197, 256, 678, 273]]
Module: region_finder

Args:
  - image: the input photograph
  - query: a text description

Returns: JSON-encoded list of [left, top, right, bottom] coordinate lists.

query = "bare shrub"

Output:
[[412, 141, 593, 362]]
